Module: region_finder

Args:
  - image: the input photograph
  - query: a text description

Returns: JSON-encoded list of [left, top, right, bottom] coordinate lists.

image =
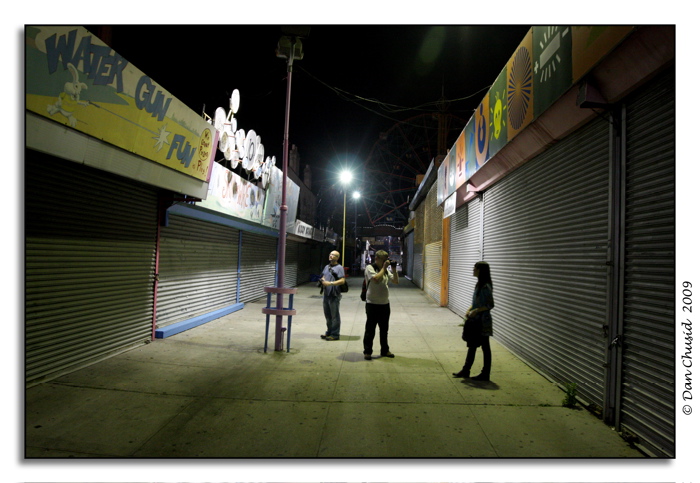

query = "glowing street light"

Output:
[[339, 170, 353, 268]]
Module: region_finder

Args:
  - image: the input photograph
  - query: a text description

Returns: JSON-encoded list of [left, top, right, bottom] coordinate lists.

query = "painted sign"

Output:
[[294, 219, 314, 239], [464, 117, 478, 180], [443, 191, 456, 219], [441, 25, 635, 212], [198, 162, 265, 224], [489, 67, 508, 155], [507, 29, 534, 141], [455, 129, 467, 190], [474, 92, 490, 168], [447, 146, 457, 197], [25, 26, 216, 182], [533, 26, 573, 118], [436, 161, 446, 206], [262, 166, 300, 232]]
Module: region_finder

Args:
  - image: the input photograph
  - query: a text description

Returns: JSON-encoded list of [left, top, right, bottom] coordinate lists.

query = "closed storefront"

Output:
[[296, 242, 315, 285], [616, 70, 675, 456], [283, 240, 299, 289], [26, 152, 158, 384], [239, 231, 278, 303], [448, 197, 482, 318], [483, 116, 610, 409], [412, 202, 425, 289], [423, 182, 443, 304], [405, 230, 414, 280], [156, 214, 240, 329]]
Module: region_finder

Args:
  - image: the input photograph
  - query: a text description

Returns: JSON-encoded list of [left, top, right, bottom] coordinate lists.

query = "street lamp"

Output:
[[339, 170, 353, 269], [271, 29, 305, 352], [352, 191, 360, 274]]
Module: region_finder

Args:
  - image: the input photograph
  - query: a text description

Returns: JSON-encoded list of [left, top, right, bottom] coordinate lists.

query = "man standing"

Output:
[[363, 250, 399, 359], [320, 250, 345, 341]]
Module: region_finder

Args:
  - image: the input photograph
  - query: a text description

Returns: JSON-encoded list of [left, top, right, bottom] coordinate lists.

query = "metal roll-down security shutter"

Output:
[[423, 181, 443, 304], [239, 231, 278, 302], [483, 116, 610, 408], [618, 70, 675, 457], [448, 197, 482, 318], [156, 214, 239, 328], [26, 152, 157, 385], [405, 231, 414, 280], [284, 239, 299, 288], [412, 202, 425, 289], [296, 243, 314, 285]]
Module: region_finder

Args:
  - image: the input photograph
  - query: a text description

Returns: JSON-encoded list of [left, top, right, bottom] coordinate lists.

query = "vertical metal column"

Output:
[[604, 106, 626, 427]]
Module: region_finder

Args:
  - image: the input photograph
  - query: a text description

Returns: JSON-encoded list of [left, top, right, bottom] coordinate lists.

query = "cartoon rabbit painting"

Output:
[[47, 63, 88, 127]]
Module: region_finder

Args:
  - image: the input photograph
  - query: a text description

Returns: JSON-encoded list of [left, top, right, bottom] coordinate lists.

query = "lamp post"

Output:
[[273, 31, 305, 352], [339, 170, 352, 269], [352, 191, 360, 274]]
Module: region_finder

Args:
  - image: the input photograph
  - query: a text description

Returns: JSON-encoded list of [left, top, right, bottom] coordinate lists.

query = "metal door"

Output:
[[618, 70, 675, 456], [156, 214, 239, 328], [448, 198, 482, 318], [26, 152, 157, 384], [239, 232, 278, 302], [483, 116, 610, 409]]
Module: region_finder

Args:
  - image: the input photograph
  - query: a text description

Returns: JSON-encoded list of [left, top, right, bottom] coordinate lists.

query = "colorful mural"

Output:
[[438, 25, 634, 208]]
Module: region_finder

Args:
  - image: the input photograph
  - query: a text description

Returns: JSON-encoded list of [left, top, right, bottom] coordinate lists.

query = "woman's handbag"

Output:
[[461, 313, 483, 344]]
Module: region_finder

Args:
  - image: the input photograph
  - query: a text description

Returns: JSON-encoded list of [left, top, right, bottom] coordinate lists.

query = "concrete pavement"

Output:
[[25, 275, 644, 458]]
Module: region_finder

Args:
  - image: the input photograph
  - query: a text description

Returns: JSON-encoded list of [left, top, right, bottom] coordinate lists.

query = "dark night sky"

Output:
[[88, 25, 531, 190]]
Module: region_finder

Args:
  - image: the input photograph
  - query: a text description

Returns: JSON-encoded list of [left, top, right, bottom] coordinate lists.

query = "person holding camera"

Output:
[[320, 250, 346, 341], [362, 250, 399, 360]]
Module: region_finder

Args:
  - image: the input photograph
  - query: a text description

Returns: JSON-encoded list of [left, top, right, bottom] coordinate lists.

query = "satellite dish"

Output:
[[214, 107, 227, 132], [230, 89, 240, 114], [229, 118, 237, 134], [254, 143, 264, 167], [243, 130, 256, 170], [223, 143, 233, 161], [220, 131, 230, 152]]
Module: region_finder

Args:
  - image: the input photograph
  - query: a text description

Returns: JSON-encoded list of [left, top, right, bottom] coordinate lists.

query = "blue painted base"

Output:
[[155, 303, 245, 339]]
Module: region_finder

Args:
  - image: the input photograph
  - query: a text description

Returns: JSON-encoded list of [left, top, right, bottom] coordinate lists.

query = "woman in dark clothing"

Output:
[[453, 261, 494, 381]]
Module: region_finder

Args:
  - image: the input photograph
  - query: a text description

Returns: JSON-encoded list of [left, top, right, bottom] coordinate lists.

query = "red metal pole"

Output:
[[275, 42, 295, 351]]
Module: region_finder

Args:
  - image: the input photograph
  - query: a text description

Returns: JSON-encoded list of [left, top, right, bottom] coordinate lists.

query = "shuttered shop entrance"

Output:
[[448, 197, 482, 318], [26, 152, 157, 385], [618, 70, 675, 456], [239, 232, 278, 302], [405, 231, 414, 280], [412, 202, 425, 289], [284, 240, 299, 288], [423, 181, 443, 304], [156, 214, 240, 328], [483, 116, 610, 409]]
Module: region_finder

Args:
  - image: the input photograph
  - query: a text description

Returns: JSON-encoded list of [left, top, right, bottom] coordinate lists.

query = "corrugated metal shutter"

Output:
[[239, 232, 278, 302], [448, 198, 482, 318], [424, 242, 442, 304], [483, 116, 610, 408], [156, 214, 239, 328], [423, 181, 443, 304], [619, 70, 675, 456], [25, 152, 157, 385], [405, 231, 414, 280], [296, 243, 313, 285], [412, 202, 425, 288], [284, 240, 299, 288]]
